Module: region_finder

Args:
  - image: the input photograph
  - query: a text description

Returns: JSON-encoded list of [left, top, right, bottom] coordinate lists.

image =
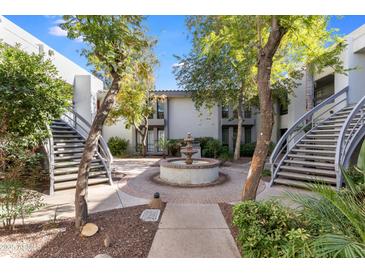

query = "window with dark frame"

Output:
[[221, 106, 229, 118], [314, 74, 335, 106], [157, 100, 165, 119]]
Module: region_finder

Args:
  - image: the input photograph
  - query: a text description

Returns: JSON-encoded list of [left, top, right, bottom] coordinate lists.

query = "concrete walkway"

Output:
[[148, 203, 240, 258]]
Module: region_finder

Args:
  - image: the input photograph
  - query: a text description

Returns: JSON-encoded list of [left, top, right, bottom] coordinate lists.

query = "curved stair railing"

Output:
[[270, 86, 349, 186], [335, 94, 365, 189], [61, 107, 114, 186], [44, 124, 55, 195]]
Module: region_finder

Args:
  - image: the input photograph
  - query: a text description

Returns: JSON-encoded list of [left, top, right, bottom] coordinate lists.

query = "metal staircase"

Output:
[[44, 108, 113, 194], [270, 87, 365, 189]]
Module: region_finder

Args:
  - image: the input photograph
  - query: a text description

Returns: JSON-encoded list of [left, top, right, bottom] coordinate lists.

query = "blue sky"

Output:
[[5, 15, 365, 90]]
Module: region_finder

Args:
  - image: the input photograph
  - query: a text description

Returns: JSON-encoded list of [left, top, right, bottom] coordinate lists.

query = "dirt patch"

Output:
[[218, 203, 242, 257], [0, 204, 165, 258]]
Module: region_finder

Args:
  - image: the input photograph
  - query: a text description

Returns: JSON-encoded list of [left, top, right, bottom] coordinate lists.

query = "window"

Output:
[[157, 100, 165, 119], [244, 109, 252, 118], [157, 129, 165, 152], [147, 130, 154, 152], [222, 127, 229, 146], [314, 74, 334, 106], [221, 106, 229, 119], [244, 127, 252, 144]]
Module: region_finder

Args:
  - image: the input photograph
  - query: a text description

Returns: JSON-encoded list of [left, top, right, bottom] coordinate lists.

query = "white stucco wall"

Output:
[[102, 118, 134, 152], [168, 97, 219, 140]]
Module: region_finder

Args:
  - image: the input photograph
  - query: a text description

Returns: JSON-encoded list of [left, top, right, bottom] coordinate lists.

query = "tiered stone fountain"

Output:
[[159, 133, 220, 186]]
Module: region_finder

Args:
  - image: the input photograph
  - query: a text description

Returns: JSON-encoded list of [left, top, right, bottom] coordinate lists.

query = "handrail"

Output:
[[270, 86, 349, 186], [335, 94, 365, 189], [44, 124, 55, 195], [61, 107, 113, 185]]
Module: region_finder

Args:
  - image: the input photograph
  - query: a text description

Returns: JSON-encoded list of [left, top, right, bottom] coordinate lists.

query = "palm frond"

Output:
[[314, 233, 365, 258]]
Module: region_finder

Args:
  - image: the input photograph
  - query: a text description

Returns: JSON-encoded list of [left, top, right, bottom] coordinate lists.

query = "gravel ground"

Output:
[[218, 203, 242, 257], [0, 204, 165, 258]]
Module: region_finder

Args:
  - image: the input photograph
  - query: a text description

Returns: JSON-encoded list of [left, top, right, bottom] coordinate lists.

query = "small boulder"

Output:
[[81, 223, 99, 237], [104, 234, 111, 247]]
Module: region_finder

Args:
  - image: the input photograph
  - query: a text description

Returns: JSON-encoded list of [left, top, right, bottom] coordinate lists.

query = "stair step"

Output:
[[52, 121, 67, 126], [306, 134, 338, 138], [51, 126, 73, 130], [54, 177, 109, 191], [277, 171, 336, 184], [287, 154, 334, 161], [54, 165, 104, 175], [311, 129, 340, 133], [53, 135, 83, 139], [54, 159, 101, 168], [301, 139, 337, 144], [54, 171, 107, 183], [52, 130, 78, 134], [274, 178, 313, 189], [54, 149, 85, 155], [284, 159, 334, 169], [280, 165, 336, 176], [291, 149, 335, 155], [296, 144, 336, 149], [55, 154, 84, 161], [54, 144, 85, 149], [53, 140, 85, 144]]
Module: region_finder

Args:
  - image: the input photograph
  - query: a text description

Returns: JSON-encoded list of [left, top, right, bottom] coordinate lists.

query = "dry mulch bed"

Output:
[[0, 204, 165, 258], [218, 203, 242, 256]]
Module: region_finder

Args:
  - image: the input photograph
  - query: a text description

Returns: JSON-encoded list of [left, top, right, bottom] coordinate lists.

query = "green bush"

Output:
[[240, 142, 256, 157], [167, 139, 183, 156], [218, 146, 233, 163], [0, 179, 44, 230], [202, 139, 222, 158], [195, 137, 215, 152], [233, 200, 313, 257], [107, 137, 129, 157]]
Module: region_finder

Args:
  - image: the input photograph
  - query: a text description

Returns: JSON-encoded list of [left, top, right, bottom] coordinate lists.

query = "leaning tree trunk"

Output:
[[75, 77, 119, 229], [242, 16, 287, 200], [234, 91, 244, 161]]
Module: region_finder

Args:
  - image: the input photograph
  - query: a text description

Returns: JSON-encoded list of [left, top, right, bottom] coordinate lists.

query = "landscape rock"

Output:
[[81, 223, 99, 237], [104, 234, 111, 247]]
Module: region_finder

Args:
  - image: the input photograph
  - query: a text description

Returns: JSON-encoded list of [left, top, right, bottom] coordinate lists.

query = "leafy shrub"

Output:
[[0, 179, 44, 230], [233, 200, 313, 257], [202, 139, 222, 158], [195, 137, 215, 152], [218, 146, 233, 163], [240, 142, 256, 157], [167, 139, 183, 156], [107, 137, 129, 157]]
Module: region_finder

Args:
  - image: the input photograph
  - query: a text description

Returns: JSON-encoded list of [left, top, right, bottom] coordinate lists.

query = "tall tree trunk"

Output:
[[75, 77, 119, 229], [305, 67, 314, 111], [234, 91, 244, 160], [141, 126, 148, 157], [242, 16, 287, 201]]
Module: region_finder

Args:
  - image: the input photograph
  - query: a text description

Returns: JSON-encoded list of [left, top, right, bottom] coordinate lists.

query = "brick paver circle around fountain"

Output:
[[113, 158, 265, 204]]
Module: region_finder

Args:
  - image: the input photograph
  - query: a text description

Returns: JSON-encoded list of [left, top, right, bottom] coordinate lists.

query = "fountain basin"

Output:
[[159, 158, 220, 186]]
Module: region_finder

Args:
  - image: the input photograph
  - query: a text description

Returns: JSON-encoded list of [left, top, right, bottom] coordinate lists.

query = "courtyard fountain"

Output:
[[158, 133, 222, 186]]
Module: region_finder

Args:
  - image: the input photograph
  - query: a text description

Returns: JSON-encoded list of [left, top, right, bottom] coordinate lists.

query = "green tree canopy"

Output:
[[0, 42, 72, 147]]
